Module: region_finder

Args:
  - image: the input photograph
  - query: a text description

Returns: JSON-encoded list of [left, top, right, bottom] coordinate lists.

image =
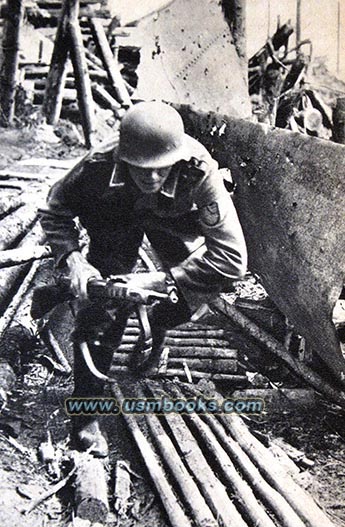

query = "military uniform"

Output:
[[40, 134, 247, 394]]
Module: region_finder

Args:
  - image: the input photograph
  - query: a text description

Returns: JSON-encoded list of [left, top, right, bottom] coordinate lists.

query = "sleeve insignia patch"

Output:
[[200, 202, 220, 226]]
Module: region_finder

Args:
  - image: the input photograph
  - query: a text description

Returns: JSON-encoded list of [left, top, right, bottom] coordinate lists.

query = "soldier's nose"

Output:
[[147, 170, 160, 182]]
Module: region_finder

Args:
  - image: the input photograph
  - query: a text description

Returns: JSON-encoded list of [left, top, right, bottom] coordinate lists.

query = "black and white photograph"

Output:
[[0, 1, 344, 526]]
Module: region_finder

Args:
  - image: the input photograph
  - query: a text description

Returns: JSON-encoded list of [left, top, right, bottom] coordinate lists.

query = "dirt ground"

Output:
[[0, 121, 344, 527]]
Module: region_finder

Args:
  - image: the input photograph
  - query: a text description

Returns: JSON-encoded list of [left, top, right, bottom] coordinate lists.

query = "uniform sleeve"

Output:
[[170, 163, 247, 310], [39, 158, 86, 266]]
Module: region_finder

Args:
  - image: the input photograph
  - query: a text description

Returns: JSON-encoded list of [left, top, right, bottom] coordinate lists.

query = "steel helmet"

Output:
[[118, 101, 191, 168]]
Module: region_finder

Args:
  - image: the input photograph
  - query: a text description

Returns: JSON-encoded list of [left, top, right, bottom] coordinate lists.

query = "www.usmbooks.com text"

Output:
[[65, 396, 264, 415]]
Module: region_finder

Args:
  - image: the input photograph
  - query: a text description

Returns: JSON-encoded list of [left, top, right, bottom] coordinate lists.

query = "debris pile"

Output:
[[248, 21, 342, 141]]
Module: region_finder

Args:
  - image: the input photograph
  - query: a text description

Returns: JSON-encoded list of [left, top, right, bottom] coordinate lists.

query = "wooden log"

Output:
[[68, 0, 96, 148], [35, 88, 78, 103], [167, 383, 277, 527], [0, 361, 16, 408], [0, 222, 44, 309], [89, 17, 132, 107], [143, 401, 219, 527], [42, 0, 69, 124], [0, 204, 38, 251], [110, 383, 194, 527], [73, 452, 109, 523], [176, 383, 306, 527], [37, 0, 101, 7], [91, 84, 123, 118], [36, 78, 75, 90], [162, 370, 246, 382], [109, 365, 246, 382], [146, 383, 247, 527], [333, 97, 345, 144], [220, 413, 336, 527], [0, 0, 25, 126], [166, 347, 238, 359], [167, 357, 237, 373], [115, 345, 238, 359], [0, 181, 26, 191], [165, 337, 229, 347], [167, 329, 226, 337], [0, 245, 51, 269], [84, 47, 103, 69], [0, 169, 50, 181], [0, 259, 41, 336], [166, 346, 237, 357], [17, 157, 78, 169], [44, 329, 72, 375], [0, 194, 24, 218], [212, 297, 345, 407]]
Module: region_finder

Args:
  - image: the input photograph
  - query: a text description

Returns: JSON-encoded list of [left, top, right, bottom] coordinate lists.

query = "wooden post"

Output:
[[68, 0, 96, 148], [89, 17, 132, 108], [296, 0, 302, 53], [42, 0, 70, 125], [333, 98, 345, 144], [0, 0, 25, 126]]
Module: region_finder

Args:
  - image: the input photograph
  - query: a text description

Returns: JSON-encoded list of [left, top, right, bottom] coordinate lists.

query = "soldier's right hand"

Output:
[[65, 251, 102, 300]]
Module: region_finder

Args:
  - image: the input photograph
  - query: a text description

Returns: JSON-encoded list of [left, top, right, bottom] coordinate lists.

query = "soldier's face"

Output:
[[128, 165, 171, 194]]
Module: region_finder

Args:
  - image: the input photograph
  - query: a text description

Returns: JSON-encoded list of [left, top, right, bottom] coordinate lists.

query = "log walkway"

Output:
[[0, 155, 338, 527]]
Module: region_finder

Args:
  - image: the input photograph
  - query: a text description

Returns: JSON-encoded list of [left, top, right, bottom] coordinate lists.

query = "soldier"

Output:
[[39, 101, 247, 457]]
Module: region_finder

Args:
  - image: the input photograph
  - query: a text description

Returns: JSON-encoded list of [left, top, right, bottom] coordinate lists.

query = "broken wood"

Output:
[[114, 460, 131, 519], [111, 382, 194, 527], [211, 297, 345, 407], [0, 245, 51, 268], [74, 453, 109, 523], [89, 17, 132, 107], [23, 464, 77, 515], [0, 0, 25, 126]]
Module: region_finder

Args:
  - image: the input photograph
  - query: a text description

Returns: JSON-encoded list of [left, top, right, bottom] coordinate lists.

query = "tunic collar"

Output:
[[109, 159, 179, 199]]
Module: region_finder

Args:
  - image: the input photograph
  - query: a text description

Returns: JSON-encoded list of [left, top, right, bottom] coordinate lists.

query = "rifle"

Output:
[[31, 276, 179, 380]]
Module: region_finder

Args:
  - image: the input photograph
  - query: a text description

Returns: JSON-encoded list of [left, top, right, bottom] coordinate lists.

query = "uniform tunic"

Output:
[[40, 135, 247, 312]]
